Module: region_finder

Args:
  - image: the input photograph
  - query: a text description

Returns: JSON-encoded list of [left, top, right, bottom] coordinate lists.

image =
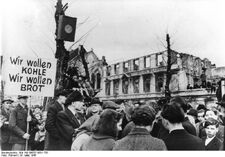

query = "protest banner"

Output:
[[2, 56, 57, 97]]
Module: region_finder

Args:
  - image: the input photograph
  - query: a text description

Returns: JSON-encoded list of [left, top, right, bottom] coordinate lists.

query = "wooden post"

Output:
[[25, 96, 31, 151], [54, 0, 68, 92], [165, 34, 172, 100]]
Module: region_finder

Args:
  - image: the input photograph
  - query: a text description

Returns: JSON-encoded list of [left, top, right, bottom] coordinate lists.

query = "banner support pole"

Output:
[[25, 96, 31, 151]]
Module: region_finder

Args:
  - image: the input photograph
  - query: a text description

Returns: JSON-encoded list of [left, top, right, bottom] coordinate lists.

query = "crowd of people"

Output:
[[1, 90, 224, 151]]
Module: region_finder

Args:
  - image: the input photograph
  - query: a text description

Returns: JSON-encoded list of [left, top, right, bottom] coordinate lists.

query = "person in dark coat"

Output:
[[170, 96, 197, 136], [81, 109, 122, 150], [161, 102, 205, 150], [113, 105, 166, 150], [202, 118, 222, 150], [56, 91, 86, 150], [8, 96, 38, 150], [1, 98, 14, 150], [145, 97, 196, 141], [45, 90, 69, 150]]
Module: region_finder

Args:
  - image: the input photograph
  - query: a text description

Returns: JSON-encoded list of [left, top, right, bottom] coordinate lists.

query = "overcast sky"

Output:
[[1, 0, 225, 66]]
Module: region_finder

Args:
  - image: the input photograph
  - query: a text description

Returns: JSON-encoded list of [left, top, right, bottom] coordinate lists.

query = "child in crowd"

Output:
[[203, 118, 222, 150], [34, 121, 46, 150]]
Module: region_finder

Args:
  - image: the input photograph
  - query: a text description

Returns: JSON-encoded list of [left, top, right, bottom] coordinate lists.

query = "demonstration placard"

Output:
[[2, 56, 57, 97]]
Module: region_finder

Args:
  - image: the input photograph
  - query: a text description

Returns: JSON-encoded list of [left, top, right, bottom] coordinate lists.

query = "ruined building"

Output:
[[99, 50, 216, 105], [68, 48, 217, 106]]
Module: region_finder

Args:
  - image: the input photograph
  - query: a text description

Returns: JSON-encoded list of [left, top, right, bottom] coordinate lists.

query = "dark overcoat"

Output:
[[203, 136, 222, 150], [182, 117, 197, 136], [164, 129, 205, 150], [56, 108, 81, 150], [1, 108, 12, 144], [8, 104, 38, 144], [45, 101, 63, 150]]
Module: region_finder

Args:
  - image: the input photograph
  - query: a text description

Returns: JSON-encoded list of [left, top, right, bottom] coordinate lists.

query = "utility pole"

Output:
[[54, 0, 69, 91], [43, 0, 68, 109], [165, 34, 172, 100]]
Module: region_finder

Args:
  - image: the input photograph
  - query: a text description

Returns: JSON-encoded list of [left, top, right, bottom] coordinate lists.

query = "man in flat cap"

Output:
[[113, 105, 167, 150], [1, 98, 14, 150], [102, 101, 120, 110], [56, 90, 86, 150], [8, 95, 38, 150], [45, 90, 70, 150]]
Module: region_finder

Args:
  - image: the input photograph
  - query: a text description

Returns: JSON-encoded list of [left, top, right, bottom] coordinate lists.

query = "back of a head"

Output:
[[161, 102, 185, 124], [170, 96, 188, 113], [95, 109, 122, 138], [145, 101, 161, 113], [131, 105, 156, 126]]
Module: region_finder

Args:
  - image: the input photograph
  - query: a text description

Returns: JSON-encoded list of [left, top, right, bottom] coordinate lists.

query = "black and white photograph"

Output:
[[0, 0, 225, 154]]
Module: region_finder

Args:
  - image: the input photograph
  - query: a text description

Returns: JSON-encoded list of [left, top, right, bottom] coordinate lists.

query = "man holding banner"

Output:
[[8, 95, 38, 150]]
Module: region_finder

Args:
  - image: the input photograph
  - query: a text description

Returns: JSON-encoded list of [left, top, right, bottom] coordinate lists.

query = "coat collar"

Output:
[[92, 133, 115, 140], [65, 108, 81, 127], [55, 101, 64, 110], [169, 129, 186, 135], [128, 127, 150, 136], [16, 103, 27, 110], [204, 136, 221, 148], [1, 108, 10, 118]]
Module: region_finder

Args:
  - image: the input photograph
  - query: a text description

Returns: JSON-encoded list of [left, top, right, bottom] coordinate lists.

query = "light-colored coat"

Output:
[[81, 134, 115, 150], [113, 127, 167, 150]]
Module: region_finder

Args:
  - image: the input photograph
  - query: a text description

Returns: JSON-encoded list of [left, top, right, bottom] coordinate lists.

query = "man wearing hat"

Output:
[[102, 101, 120, 110], [56, 90, 86, 150], [45, 90, 70, 150], [8, 95, 37, 150], [113, 105, 167, 150], [1, 98, 14, 150]]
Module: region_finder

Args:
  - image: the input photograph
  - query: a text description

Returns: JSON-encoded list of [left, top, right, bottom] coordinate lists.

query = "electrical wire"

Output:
[[69, 22, 99, 50]]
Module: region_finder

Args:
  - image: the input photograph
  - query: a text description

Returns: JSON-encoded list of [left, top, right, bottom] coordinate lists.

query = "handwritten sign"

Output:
[[2, 56, 57, 97]]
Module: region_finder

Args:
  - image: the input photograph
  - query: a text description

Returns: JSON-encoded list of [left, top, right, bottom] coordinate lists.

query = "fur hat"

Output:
[[65, 90, 84, 106], [55, 89, 71, 97]]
